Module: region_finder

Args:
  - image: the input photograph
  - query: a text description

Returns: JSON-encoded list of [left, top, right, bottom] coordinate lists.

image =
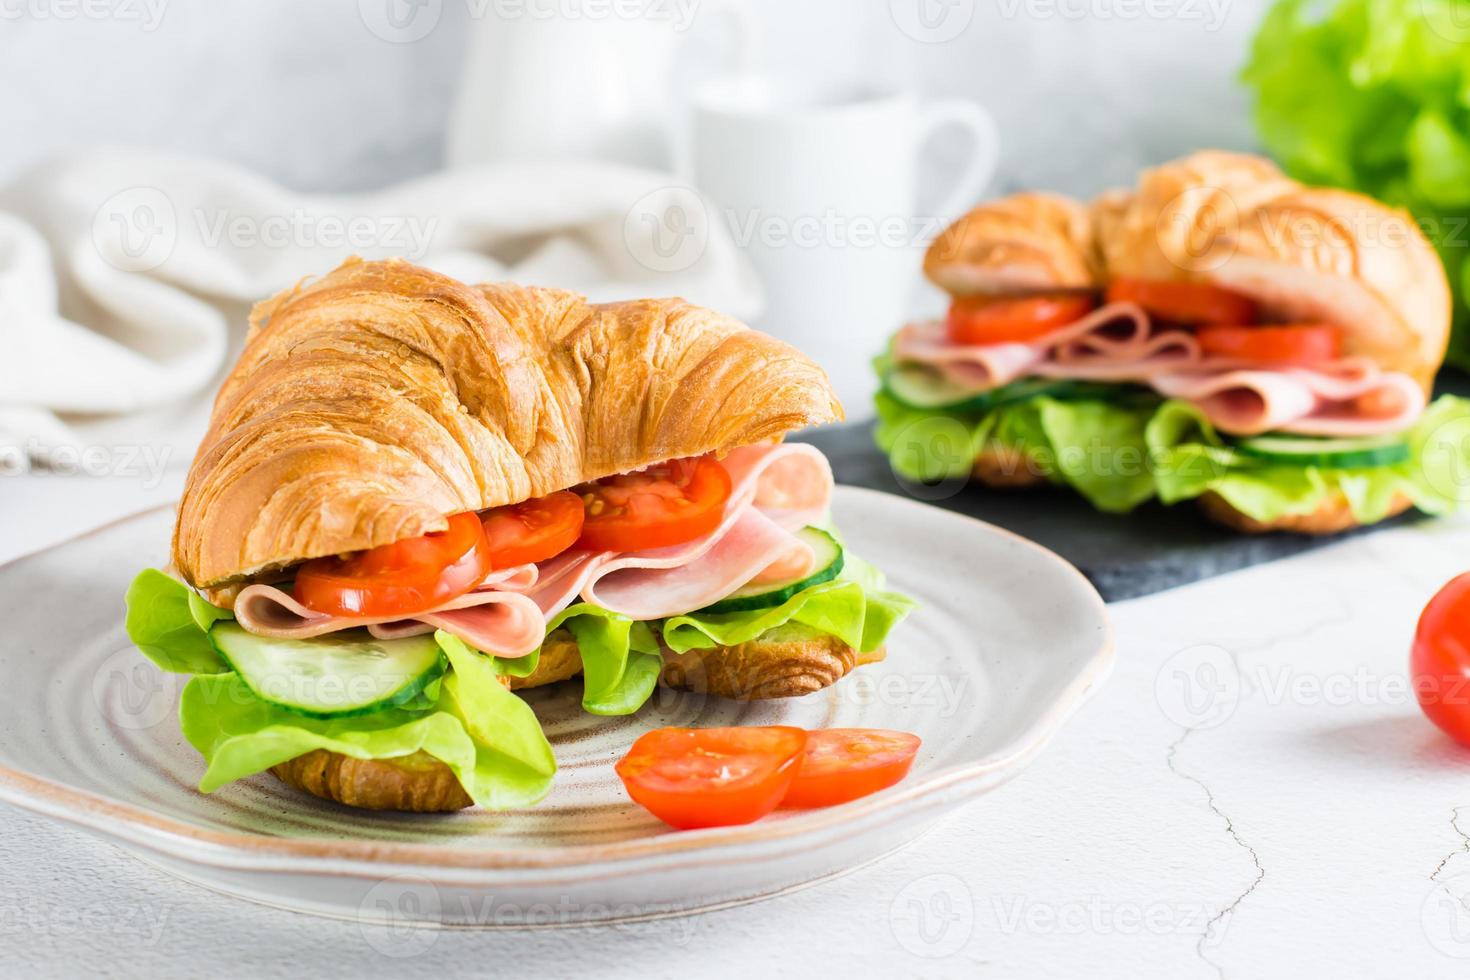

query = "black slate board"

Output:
[[792, 421, 1420, 603]]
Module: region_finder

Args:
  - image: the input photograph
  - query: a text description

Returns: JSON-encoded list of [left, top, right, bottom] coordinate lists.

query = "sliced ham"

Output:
[[894, 321, 1044, 389], [893, 302, 1427, 437], [894, 303, 1200, 388], [228, 441, 835, 653], [526, 442, 830, 620], [587, 509, 808, 619], [1150, 360, 1427, 437], [232, 581, 547, 656]]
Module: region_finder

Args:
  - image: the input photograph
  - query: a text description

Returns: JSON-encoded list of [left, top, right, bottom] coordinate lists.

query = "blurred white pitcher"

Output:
[[687, 77, 999, 411]]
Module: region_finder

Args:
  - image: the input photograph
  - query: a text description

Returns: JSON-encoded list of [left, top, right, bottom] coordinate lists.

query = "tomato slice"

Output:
[[1412, 573, 1470, 748], [576, 456, 733, 553], [780, 729, 921, 808], [946, 293, 1096, 345], [615, 726, 808, 829], [1105, 278, 1259, 326], [293, 511, 491, 618], [1196, 324, 1340, 366], [480, 490, 584, 569]]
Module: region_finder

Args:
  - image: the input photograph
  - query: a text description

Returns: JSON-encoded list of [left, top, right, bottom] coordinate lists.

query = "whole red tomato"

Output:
[[1412, 573, 1470, 746]]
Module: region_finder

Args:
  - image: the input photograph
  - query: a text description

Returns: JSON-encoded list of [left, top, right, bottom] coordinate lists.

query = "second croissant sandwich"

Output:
[[875, 150, 1470, 534], [125, 258, 912, 812]]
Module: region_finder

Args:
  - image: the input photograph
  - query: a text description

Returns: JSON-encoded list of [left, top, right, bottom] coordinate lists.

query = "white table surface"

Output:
[[6, 470, 1470, 979]]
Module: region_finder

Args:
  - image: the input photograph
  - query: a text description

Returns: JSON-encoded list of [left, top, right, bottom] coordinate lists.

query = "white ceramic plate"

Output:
[[0, 486, 1111, 926]]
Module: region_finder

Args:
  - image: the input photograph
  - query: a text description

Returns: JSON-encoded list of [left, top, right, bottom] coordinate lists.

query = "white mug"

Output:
[[686, 76, 999, 412]]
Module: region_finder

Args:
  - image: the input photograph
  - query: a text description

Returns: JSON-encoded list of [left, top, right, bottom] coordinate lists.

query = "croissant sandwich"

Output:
[[125, 258, 913, 812], [876, 150, 1470, 534]]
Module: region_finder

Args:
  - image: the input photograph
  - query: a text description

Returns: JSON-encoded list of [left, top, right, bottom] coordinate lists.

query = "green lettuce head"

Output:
[[1244, 0, 1470, 364]]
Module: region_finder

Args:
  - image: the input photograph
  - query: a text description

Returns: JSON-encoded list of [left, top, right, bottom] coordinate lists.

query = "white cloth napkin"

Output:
[[0, 149, 759, 474]]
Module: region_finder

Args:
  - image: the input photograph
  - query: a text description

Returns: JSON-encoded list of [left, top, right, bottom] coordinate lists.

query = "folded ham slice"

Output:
[[1150, 360, 1427, 437], [524, 442, 832, 620], [233, 578, 548, 655], [893, 302, 1426, 436], [229, 442, 835, 654], [894, 303, 1201, 388]]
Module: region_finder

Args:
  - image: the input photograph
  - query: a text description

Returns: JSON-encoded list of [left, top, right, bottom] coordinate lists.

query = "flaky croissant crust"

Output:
[[923, 150, 1451, 390], [173, 258, 842, 589]]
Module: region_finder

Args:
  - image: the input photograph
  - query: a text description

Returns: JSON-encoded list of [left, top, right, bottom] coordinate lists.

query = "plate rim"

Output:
[[0, 488, 1113, 878]]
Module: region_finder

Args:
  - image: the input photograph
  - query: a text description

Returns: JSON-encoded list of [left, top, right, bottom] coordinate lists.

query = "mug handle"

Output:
[[914, 100, 1001, 221]]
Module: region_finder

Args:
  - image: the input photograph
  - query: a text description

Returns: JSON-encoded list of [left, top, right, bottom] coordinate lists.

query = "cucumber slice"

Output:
[[883, 364, 996, 411], [208, 623, 446, 719], [1233, 433, 1411, 469], [883, 366, 1147, 413], [699, 528, 844, 614]]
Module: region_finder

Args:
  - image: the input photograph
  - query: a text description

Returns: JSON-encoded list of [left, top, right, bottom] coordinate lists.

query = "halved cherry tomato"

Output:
[[293, 511, 491, 618], [781, 729, 921, 808], [576, 456, 732, 553], [1412, 573, 1470, 748], [1106, 278, 1258, 326], [946, 293, 1096, 345], [615, 726, 808, 829], [481, 490, 584, 569], [1197, 324, 1340, 366]]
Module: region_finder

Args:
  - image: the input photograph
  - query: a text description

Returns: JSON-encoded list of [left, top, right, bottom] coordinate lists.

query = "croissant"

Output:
[[900, 150, 1452, 534], [924, 192, 1102, 295], [160, 257, 904, 814], [174, 257, 842, 591]]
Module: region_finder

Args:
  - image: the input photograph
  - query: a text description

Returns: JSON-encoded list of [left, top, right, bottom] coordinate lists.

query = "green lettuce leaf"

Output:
[[554, 605, 663, 716], [180, 661, 556, 810], [1244, 0, 1470, 366], [1146, 395, 1470, 523], [187, 591, 233, 633], [124, 569, 231, 675], [496, 604, 663, 717], [127, 568, 556, 809], [662, 552, 914, 655], [873, 390, 995, 484], [875, 389, 1158, 512]]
